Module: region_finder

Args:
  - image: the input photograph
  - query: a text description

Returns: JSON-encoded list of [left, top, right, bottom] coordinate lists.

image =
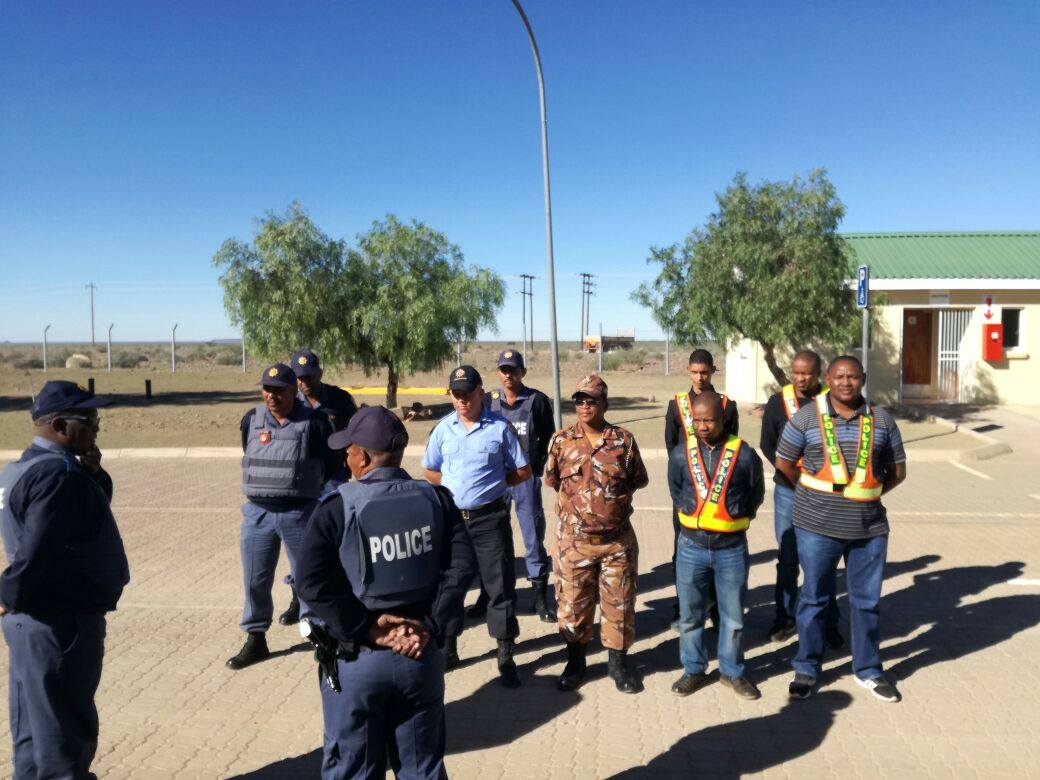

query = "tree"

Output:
[[213, 203, 357, 367], [346, 216, 504, 407], [633, 169, 859, 385]]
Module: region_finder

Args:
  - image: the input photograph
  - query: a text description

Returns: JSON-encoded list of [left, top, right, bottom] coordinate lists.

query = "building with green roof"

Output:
[[725, 232, 1040, 405]]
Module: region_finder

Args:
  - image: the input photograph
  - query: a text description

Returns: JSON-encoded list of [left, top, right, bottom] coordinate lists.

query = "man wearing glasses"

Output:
[[544, 374, 648, 694], [422, 365, 531, 687], [0, 380, 130, 779]]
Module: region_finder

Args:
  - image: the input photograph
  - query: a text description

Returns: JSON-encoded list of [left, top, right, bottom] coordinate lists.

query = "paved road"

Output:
[[1, 443, 1038, 778]]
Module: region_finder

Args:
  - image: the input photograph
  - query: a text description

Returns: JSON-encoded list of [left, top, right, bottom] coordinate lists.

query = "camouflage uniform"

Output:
[[544, 418, 648, 651]]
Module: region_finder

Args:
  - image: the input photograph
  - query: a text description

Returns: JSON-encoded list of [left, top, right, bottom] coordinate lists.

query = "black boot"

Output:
[[607, 649, 641, 694], [557, 642, 587, 691], [497, 640, 521, 688], [532, 578, 557, 623], [465, 590, 489, 620], [278, 586, 300, 626], [442, 635, 461, 671], [226, 632, 270, 670]]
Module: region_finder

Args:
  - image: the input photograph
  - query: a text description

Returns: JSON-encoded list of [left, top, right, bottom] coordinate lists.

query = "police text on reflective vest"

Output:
[[799, 394, 883, 502], [674, 394, 750, 533]]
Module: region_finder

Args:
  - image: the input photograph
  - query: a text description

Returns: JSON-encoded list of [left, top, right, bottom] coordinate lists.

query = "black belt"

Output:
[[459, 495, 508, 521]]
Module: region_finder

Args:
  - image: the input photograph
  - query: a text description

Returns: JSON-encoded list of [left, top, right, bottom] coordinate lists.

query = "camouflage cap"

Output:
[[571, 373, 607, 399]]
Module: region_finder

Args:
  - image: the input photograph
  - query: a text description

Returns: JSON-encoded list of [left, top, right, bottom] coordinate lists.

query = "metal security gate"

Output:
[[937, 308, 971, 401]]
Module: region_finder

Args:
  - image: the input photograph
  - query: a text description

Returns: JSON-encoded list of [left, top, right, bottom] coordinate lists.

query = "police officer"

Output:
[[0, 380, 130, 779], [292, 348, 358, 493], [227, 364, 339, 669], [482, 349, 556, 623], [422, 365, 531, 688], [759, 349, 843, 647], [776, 356, 907, 703], [665, 348, 738, 625], [295, 406, 474, 780]]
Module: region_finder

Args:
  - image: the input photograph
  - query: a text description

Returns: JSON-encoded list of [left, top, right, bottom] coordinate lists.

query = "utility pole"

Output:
[[171, 324, 178, 372], [86, 283, 98, 347], [107, 324, 114, 372], [519, 273, 536, 354], [576, 272, 594, 348], [519, 289, 528, 357], [43, 324, 51, 372]]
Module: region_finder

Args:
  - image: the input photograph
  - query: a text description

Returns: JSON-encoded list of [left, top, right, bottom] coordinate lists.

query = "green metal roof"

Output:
[[841, 232, 1040, 279]]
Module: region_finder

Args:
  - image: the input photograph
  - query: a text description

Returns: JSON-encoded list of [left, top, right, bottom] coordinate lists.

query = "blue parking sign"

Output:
[[856, 265, 869, 309]]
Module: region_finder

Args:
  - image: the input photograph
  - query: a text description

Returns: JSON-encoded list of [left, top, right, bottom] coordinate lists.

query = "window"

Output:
[[1001, 308, 1022, 349]]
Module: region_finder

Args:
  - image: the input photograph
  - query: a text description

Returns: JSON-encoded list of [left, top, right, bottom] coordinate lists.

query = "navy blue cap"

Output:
[[259, 364, 296, 388], [291, 349, 321, 377], [448, 365, 482, 393], [31, 380, 112, 420], [328, 406, 409, 452], [496, 350, 524, 369]]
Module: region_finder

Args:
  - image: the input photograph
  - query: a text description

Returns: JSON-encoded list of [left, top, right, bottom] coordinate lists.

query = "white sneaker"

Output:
[[856, 675, 901, 703]]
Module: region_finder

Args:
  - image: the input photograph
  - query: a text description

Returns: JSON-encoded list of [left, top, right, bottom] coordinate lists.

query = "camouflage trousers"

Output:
[[553, 524, 638, 651]]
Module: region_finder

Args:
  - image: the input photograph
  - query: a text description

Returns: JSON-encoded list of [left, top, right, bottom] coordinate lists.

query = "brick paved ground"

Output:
[[2, 445, 1039, 778]]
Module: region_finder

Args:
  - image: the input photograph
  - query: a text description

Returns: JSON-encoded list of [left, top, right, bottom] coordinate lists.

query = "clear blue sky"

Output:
[[2, 1, 1038, 344]]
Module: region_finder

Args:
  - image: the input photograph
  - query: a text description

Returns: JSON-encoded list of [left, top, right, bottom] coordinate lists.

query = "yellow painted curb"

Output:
[[342, 386, 447, 396]]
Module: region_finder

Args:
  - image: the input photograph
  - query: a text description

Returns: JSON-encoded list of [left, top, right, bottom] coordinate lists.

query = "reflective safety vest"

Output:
[[781, 384, 828, 420], [799, 394, 883, 502], [674, 395, 749, 532]]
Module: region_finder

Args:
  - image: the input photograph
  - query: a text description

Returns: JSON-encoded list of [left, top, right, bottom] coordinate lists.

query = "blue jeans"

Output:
[[321, 645, 447, 780], [504, 476, 550, 581], [3, 612, 106, 780], [675, 534, 749, 678], [774, 483, 839, 628], [793, 528, 888, 680], [239, 500, 316, 632]]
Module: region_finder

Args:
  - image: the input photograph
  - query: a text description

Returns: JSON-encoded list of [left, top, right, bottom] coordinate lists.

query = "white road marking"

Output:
[[949, 461, 993, 480], [1008, 579, 1040, 587]]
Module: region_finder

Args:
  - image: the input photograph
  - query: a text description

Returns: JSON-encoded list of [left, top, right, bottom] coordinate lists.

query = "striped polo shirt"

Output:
[[776, 396, 905, 540]]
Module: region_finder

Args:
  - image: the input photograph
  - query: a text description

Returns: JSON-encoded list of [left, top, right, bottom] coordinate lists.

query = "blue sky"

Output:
[[2, 1, 1038, 344]]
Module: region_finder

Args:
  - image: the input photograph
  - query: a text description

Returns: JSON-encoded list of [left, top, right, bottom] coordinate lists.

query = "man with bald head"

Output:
[[668, 391, 764, 700]]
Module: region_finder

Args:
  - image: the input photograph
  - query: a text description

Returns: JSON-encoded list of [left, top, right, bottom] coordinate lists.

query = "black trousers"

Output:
[[445, 504, 519, 641]]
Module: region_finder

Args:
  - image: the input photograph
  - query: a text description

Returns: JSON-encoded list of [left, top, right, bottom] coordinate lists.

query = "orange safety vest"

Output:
[[799, 394, 883, 502], [781, 383, 828, 420], [674, 394, 749, 532]]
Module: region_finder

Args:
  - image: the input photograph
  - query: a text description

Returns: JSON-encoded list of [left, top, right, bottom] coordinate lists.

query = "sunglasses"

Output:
[[57, 413, 100, 428], [574, 398, 599, 408]]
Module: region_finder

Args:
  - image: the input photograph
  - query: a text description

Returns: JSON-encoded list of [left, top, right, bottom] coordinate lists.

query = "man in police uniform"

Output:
[[293, 347, 358, 495], [0, 380, 130, 779], [482, 349, 556, 623], [668, 392, 764, 700], [759, 349, 843, 646], [776, 356, 907, 703], [227, 364, 339, 669], [422, 365, 531, 687], [296, 406, 474, 779]]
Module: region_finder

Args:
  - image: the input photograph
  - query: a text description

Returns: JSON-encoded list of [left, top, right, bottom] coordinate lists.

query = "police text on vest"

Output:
[[370, 526, 433, 563]]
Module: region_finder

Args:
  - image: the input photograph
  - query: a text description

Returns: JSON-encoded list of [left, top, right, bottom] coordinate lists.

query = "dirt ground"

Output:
[[0, 341, 962, 450]]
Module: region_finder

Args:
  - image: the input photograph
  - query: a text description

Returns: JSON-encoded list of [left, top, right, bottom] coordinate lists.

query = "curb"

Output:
[[899, 407, 1013, 462]]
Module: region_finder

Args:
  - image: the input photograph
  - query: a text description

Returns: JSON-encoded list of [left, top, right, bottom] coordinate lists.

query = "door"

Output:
[[902, 309, 934, 397]]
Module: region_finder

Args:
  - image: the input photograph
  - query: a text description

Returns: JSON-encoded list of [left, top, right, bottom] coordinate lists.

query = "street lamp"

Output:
[[511, 0, 562, 429]]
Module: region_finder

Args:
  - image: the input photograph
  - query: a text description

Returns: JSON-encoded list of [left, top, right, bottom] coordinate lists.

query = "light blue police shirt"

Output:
[[422, 408, 528, 510]]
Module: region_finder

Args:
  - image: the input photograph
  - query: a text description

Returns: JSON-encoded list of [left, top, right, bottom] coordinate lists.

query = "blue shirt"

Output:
[[422, 408, 528, 510]]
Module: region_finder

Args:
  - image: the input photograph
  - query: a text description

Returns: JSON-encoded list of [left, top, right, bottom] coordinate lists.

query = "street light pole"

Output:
[[511, 0, 562, 429], [43, 324, 51, 372]]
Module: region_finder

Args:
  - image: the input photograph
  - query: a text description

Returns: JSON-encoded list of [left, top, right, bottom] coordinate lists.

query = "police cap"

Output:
[[259, 364, 296, 388], [328, 406, 409, 453], [31, 380, 113, 420], [496, 349, 524, 370], [291, 348, 321, 377], [448, 365, 482, 393]]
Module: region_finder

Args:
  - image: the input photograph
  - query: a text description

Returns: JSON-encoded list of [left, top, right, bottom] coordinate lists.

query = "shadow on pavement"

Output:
[[606, 691, 853, 779]]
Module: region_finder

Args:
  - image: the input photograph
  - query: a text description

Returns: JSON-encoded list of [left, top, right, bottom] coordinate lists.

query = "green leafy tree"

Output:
[[633, 169, 859, 384], [213, 203, 356, 369], [346, 216, 505, 407]]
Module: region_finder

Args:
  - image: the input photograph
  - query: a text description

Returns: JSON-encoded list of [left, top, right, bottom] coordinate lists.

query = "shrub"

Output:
[[602, 348, 647, 371], [13, 355, 44, 369], [114, 352, 144, 368], [216, 351, 241, 366]]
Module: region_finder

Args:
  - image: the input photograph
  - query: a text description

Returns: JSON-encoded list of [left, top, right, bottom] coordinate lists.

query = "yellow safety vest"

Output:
[[799, 395, 883, 502]]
